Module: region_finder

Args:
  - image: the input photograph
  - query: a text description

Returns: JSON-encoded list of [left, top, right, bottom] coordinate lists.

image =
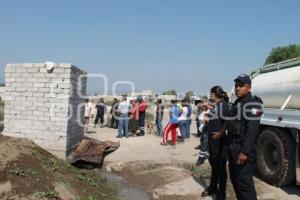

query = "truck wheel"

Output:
[[256, 128, 296, 186]]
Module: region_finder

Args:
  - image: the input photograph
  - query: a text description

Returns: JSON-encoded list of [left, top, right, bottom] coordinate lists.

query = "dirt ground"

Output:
[[86, 119, 300, 200], [0, 136, 120, 200]]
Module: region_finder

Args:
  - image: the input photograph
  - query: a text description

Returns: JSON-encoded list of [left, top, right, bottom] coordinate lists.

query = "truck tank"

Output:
[[249, 58, 300, 109]]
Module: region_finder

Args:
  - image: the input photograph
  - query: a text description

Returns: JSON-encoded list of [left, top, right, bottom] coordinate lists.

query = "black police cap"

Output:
[[234, 74, 251, 85]]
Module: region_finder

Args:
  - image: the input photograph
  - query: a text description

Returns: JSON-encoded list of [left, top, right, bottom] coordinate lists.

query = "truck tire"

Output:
[[256, 128, 296, 186]]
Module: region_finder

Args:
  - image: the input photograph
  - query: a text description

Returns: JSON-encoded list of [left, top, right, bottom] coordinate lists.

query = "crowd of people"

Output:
[[84, 96, 149, 138], [83, 74, 263, 200]]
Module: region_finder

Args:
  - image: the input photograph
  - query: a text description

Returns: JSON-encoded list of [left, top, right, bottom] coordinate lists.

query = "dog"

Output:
[[146, 121, 155, 135]]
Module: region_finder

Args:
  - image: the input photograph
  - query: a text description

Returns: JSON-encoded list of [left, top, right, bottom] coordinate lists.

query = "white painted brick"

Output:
[[32, 93, 45, 97], [53, 68, 65, 73], [23, 92, 33, 97], [22, 101, 33, 106], [5, 67, 16, 73], [33, 111, 43, 116], [26, 97, 38, 101], [33, 102, 44, 107], [38, 78, 51, 83], [45, 93, 56, 98], [16, 78, 26, 82], [28, 68, 40, 73], [4, 96, 15, 101], [6, 78, 16, 82], [39, 88, 50, 93], [27, 87, 38, 92], [23, 83, 33, 87], [33, 83, 45, 88], [33, 73, 45, 78], [26, 78, 38, 82], [3, 92, 11, 96], [15, 87, 26, 92], [20, 73, 32, 78], [57, 94, 70, 99], [51, 78, 64, 83], [25, 106, 37, 111], [15, 106, 26, 110]]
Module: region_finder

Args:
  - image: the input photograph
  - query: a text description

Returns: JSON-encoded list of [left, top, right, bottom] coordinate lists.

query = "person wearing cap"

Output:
[[226, 74, 263, 200]]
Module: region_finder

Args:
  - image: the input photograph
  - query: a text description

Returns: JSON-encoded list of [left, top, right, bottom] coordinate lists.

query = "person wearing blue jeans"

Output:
[[117, 96, 131, 138], [178, 120, 188, 141], [155, 99, 164, 136], [118, 113, 129, 138], [178, 99, 189, 143], [186, 100, 192, 139]]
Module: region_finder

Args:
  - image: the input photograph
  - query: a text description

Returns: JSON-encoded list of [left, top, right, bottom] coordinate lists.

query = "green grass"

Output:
[[36, 190, 59, 199], [183, 164, 211, 185]]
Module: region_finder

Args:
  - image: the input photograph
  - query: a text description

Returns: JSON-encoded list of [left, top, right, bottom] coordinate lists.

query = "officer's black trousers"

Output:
[[208, 138, 227, 196], [228, 152, 257, 200], [95, 114, 104, 126]]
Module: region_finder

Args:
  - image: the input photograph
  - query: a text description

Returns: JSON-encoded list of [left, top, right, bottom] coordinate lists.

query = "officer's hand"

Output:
[[237, 153, 248, 165], [211, 132, 220, 140]]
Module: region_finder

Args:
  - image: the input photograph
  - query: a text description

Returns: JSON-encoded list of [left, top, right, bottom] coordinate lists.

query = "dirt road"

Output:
[[86, 123, 300, 200]]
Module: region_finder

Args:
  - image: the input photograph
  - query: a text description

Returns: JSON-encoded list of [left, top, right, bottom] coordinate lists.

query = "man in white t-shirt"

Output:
[[117, 96, 131, 138], [84, 99, 93, 133], [178, 99, 189, 143]]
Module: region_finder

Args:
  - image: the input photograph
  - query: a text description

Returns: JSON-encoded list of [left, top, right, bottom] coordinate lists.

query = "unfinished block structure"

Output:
[[2, 63, 87, 158]]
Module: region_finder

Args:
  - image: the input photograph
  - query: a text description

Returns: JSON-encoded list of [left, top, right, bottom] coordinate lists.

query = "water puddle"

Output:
[[103, 172, 152, 200]]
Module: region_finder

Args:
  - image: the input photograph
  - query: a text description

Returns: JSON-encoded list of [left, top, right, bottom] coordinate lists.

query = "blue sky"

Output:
[[0, 0, 300, 95]]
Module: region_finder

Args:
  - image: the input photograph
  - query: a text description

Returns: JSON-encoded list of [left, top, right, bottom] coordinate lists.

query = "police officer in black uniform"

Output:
[[227, 74, 263, 200]]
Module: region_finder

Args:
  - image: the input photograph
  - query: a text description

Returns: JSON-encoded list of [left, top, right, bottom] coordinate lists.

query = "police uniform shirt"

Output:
[[231, 92, 263, 157], [206, 101, 230, 134]]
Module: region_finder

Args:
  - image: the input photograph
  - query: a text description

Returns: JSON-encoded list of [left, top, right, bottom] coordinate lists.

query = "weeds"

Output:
[[31, 147, 41, 156], [27, 169, 40, 176], [9, 168, 25, 177], [37, 190, 59, 199]]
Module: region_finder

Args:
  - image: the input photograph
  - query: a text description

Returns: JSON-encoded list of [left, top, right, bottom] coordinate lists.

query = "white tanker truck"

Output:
[[245, 58, 300, 186]]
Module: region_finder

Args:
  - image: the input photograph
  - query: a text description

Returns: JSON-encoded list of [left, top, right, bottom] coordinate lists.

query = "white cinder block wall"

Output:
[[2, 63, 87, 158]]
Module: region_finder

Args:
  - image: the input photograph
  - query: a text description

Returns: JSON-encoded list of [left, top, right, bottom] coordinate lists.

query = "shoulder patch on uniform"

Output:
[[251, 108, 258, 115], [251, 107, 263, 116]]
